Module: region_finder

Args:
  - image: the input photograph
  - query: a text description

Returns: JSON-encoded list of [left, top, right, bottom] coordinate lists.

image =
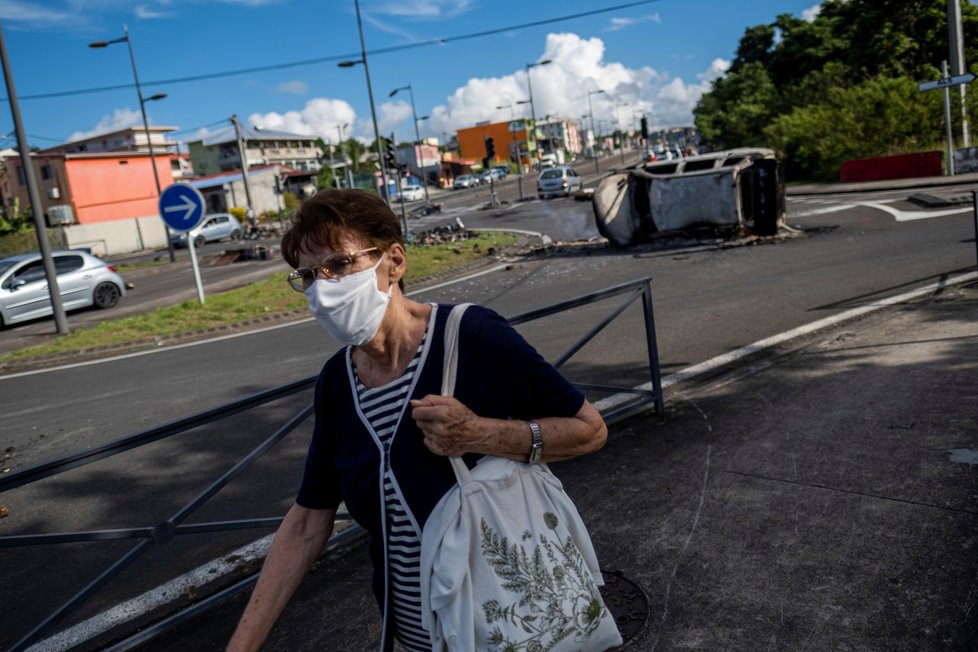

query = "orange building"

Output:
[[0, 151, 173, 225], [456, 119, 539, 169], [0, 150, 175, 255]]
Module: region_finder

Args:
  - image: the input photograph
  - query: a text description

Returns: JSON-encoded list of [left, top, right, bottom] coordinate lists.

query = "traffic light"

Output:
[[384, 139, 397, 170], [640, 116, 649, 140], [484, 136, 495, 160]]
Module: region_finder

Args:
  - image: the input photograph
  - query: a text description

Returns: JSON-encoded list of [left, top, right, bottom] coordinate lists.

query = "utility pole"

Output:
[[230, 115, 254, 212], [949, 0, 970, 147], [944, 60, 957, 176], [0, 25, 69, 333]]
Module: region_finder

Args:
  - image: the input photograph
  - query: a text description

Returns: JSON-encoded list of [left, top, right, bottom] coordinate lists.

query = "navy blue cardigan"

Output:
[[295, 304, 585, 644]]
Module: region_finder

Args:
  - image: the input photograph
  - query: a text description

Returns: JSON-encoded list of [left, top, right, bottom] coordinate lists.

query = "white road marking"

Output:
[[856, 201, 973, 222], [25, 534, 276, 652], [27, 269, 978, 651], [791, 203, 857, 217]]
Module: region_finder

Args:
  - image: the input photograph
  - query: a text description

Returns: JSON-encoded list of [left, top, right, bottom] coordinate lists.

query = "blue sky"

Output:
[[0, 0, 823, 150]]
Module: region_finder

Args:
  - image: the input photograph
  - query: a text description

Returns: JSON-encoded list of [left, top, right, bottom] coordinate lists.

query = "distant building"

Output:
[[41, 125, 190, 183], [537, 118, 582, 158], [394, 143, 441, 185], [457, 119, 538, 170], [186, 164, 308, 216], [0, 150, 175, 255], [46, 125, 179, 156], [187, 125, 322, 177]]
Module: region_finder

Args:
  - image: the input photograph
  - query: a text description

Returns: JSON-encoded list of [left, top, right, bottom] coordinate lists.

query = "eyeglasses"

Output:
[[287, 247, 378, 292]]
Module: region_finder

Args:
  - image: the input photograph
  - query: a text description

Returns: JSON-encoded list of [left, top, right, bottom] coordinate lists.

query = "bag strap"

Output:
[[441, 303, 472, 397], [442, 303, 473, 482]]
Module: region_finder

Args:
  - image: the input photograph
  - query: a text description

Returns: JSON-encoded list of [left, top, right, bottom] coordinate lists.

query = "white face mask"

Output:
[[305, 254, 393, 346]]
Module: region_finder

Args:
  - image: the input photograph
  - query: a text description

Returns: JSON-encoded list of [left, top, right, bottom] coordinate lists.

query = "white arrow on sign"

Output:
[[162, 195, 199, 223], [918, 72, 977, 92]]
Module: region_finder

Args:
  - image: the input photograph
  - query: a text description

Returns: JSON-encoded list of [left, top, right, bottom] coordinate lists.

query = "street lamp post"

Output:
[[90, 25, 175, 263], [587, 89, 605, 174], [496, 103, 515, 119], [339, 0, 392, 211], [616, 102, 630, 165], [389, 84, 430, 203], [525, 59, 552, 170], [337, 123, 353, 189], [0, 25, 69, 334]]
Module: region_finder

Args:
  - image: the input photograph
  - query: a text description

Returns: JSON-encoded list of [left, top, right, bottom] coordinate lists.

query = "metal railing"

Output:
[[0, 277, 662, 651]]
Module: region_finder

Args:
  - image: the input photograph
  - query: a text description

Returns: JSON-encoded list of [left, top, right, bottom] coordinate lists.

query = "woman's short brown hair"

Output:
[[281, 189, 403, 268]]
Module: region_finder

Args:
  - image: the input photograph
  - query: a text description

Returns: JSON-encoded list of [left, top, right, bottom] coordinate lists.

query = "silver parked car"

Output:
[[452, 174, 480, 189], [170, 212, 243, 247], [0, 250, 128, 327], [537, 166, 583, 198]]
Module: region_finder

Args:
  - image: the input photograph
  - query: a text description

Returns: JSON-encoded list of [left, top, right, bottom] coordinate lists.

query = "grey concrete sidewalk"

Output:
[[132, 280, 978, 650]]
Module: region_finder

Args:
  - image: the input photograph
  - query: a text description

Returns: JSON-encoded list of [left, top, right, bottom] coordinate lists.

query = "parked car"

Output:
[[399, 185, 425, 202], [491, 165, 510, 178], [537, 166, 583, 198], [483, 168, 506, 182], [170, 213, 242, 247], [0, 250, 128, 327], [453, 174, 479, 189]]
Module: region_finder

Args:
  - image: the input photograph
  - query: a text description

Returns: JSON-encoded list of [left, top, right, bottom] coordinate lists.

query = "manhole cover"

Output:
[[600, 569, 650, 648]]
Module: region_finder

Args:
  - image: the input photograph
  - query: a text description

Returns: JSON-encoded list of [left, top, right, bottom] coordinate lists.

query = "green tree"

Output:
[[765, 75, 945, 180], [694, 62, 778, 148], [695, 0, 978, 179]]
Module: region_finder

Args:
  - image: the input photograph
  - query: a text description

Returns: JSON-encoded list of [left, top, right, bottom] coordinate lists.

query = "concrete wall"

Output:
[[195, 169, 285, 216], [64, 215, 169, 256]]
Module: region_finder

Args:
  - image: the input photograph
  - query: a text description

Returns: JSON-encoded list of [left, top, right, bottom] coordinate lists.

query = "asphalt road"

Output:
[[1, 177, 977, 650]]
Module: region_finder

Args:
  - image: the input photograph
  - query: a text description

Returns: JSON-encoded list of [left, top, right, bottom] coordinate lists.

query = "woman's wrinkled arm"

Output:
[[226, 503, 336, 652], [410, 396, 607, 462]]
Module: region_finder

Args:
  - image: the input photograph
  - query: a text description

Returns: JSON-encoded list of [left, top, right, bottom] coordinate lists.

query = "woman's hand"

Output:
[[410, 395, 489, 456]]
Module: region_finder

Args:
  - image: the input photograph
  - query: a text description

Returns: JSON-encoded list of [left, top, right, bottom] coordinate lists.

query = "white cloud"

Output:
[[362, 13, 424, 41], [605, 14, 661, 32], [0, 0, 74, 23], [134, 4, 171, 18], [802, 3, 822, 21], [426, 32, 721, 138], [369, 0, 472, 18], [276, 80, 309, 95], [376, 101, 413, 137], [67, 108, 143, 142], [699, 58, 731, 83], [247, 97, 357, 143]]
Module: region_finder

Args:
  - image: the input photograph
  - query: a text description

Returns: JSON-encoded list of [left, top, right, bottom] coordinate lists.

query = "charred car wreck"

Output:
[[593, 148, 786, 246]]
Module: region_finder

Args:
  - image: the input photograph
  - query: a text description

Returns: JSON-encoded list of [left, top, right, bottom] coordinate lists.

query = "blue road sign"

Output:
[[159, 184, 206, 233]]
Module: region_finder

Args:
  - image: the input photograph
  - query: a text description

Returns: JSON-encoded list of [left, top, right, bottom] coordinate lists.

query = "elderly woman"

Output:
[[227, 189, 608, 652]]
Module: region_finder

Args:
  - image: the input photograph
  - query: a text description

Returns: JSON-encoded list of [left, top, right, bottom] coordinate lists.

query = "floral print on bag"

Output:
[[479, 513, 609, 651]]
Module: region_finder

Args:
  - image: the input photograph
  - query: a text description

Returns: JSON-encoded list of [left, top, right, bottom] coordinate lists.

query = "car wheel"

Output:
[[194, 235, 206, 247], [230, 229, 242, 240], [93, 282, 121, 309]]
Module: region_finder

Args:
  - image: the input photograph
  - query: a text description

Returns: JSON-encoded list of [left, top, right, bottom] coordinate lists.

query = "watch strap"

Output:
[[527, 419, 543, 463]]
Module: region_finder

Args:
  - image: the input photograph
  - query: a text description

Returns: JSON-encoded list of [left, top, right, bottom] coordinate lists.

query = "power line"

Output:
[[2, 0, 663, 103]]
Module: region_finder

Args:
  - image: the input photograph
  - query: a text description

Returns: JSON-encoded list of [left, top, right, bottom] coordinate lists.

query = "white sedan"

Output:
[[399, 185, 425, 202]]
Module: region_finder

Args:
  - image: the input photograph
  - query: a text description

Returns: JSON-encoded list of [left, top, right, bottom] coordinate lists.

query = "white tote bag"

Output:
[[420, 304, 622, 651]]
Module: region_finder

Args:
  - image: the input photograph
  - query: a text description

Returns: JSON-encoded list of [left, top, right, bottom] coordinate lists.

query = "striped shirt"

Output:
[[355, 342, 431, 652]]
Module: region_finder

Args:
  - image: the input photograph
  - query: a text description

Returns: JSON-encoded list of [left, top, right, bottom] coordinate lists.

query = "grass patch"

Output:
[[2, 233, 516, 362]]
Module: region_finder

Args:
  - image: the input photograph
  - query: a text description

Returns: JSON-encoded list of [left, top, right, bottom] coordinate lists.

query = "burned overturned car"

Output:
[[593, 148, 786, 246]]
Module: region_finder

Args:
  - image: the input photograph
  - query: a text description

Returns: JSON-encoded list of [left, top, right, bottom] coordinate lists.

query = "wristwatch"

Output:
[[527, 419, 543, 463]]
